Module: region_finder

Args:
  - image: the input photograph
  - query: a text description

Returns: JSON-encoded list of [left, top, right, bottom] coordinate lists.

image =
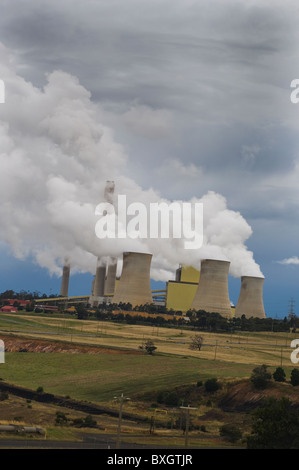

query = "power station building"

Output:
[[166, 265, 200, 312], [57, 181, 265, 319], [112, 252, 153, 307], [235, 276, 266, 319], [190, 259, 233, 319], [59, 255, 267, 318]]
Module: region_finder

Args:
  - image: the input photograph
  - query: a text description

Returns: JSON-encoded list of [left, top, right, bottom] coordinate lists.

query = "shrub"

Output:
[[55, 411, 68, 426], [157, 391, 168, 404], [204, 378, 220, 392], [273, 367, 286, 382], [84, 415, 97, 428], [157, 391, 179, 406], [36, 386, 44, 393], [72, 418, 84, 427], [164, 392, 179, 407], [290, 369, 299, 386], [250, 364, 272, 389], [197, 380, 203, 387], [220, 424, 242, 443], [0, 391, 8, 401], [247, 397, 299, 449], [139, 339, 157, 355]]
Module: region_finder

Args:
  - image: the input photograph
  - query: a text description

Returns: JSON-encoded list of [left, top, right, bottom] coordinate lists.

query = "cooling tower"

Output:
[[112, 252, 153, 307], [235, 276, 266, 319], [104, 258, 117, 296], [60, 262, 70, 297], [190, 259, 232, 318]]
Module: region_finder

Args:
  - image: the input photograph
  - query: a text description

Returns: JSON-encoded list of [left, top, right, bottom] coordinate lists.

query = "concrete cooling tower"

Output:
[[235, 276, 266, 319], [112, 252, 153, 307], [60, 262, 70, 297], [190, 259, 232, 318]]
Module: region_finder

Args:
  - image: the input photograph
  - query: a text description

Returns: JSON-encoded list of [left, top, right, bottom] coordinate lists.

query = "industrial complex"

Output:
[[57, 252, 266, 319], [54, 181, 267, 320]]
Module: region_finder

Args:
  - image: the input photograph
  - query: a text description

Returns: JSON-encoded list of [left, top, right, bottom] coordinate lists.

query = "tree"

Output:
[[220, 424, 242, 443], [273, 367, 286, 382], [76, 304, 88, 320], [247, 397, 299, 449], [204, 378, 220, 392], [55, 411, 68, 426], [139, 339, 157, 355], [290, 368, 299, 386], [189, 334, 204, 351], [250, 364, 272, 389]]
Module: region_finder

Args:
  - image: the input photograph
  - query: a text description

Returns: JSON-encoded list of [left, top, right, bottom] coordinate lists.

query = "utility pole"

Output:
[[214, 340, 218, 360], [180, 405, 197, 448], [114, 393, 130, 449]]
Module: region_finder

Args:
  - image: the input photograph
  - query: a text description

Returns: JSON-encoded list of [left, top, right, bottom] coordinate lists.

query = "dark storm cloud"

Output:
[[1, 0, 299, 290]]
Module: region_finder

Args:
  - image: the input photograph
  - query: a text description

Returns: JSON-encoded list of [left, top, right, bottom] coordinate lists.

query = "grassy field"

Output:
[[0, 312, 296, 402], [1, 351, 256, 403], [0, 312, 297, 448], [0, 312, 296, 364]]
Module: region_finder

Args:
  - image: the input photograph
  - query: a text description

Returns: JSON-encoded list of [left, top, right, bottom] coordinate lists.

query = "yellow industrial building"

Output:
[[166, 265, 235, 315], [166, 265, 200, 312]]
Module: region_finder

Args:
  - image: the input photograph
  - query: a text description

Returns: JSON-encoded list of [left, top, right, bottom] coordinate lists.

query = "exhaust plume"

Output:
[[0, 44, 263, 284]]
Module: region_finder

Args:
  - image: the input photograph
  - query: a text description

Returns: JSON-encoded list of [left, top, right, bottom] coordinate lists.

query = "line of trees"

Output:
[[92, 303, 298, 332], [0, 290, 59, 301], [2, 289, 299, 334]]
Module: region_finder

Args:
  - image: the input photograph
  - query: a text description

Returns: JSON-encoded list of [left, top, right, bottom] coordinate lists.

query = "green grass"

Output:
[[1, 352, 254, 403], [0, 313, 296, 406]]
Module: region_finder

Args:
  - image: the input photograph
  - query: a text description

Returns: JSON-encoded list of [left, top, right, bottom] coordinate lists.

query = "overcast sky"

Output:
[[0, 0, 299, 317]]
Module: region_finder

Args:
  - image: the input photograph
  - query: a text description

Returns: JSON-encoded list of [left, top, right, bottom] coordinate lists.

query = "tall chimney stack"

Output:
[[191, 259, 232, 318], [93, 258, 106, 297], [112, 252, 153, 307], [89, 257, 106, 306], [60, 260, 70, 297], [235, 276, 266, 319]]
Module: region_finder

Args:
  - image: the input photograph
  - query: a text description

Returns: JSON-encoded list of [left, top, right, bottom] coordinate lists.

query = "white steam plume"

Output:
[[0, 44, 263, 282]]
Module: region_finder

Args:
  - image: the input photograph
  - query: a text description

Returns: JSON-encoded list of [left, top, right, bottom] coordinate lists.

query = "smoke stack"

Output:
[[235, 276, 266, 319], [191, 259, 232, 318], [112, 252, 153, 307], [104, 258, 117, 296], [101, 180, 117, 297], [60, 261, 70, 297], [93, 258, 106, 297], [91, 277, 95, 295]]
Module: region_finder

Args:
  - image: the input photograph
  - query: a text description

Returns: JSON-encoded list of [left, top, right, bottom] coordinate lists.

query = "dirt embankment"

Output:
[[220, 379, 299, 412], [0, 334, 141, 355]]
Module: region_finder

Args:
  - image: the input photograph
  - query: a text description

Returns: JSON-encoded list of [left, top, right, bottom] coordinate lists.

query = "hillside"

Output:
[[220, 379, 299, 412]]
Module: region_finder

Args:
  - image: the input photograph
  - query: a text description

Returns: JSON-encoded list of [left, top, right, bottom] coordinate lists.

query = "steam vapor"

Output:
[[0, 44, 263, 284]]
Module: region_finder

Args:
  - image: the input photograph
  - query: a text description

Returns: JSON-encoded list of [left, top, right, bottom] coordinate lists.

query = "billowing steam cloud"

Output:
[[0, 44, 263, 283]]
